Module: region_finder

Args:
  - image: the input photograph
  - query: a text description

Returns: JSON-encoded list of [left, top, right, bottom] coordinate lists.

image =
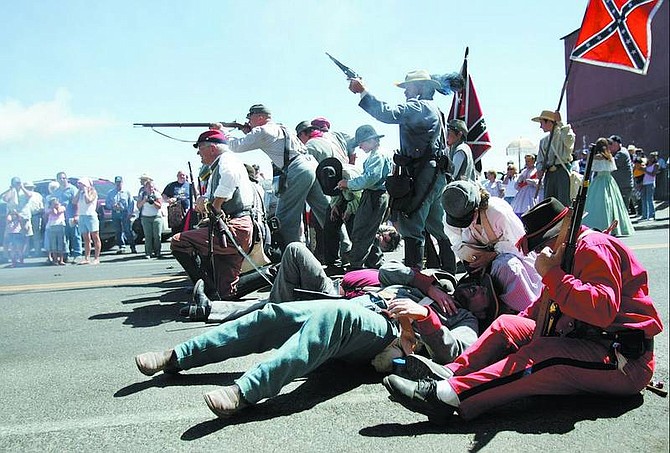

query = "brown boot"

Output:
[[134, 350, 179, 376], [203, 385, 249, 418]]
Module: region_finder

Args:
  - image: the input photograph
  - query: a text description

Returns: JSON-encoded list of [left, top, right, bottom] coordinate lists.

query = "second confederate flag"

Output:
[[448, 48, 492, 167], [570, 0, 665, 74]]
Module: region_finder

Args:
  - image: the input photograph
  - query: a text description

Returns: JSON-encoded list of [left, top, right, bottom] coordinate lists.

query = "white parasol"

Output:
[[506, 137, 536, 168]]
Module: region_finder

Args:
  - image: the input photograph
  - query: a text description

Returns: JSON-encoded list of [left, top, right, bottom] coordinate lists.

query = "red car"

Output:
[[33, 177, 118, 250]]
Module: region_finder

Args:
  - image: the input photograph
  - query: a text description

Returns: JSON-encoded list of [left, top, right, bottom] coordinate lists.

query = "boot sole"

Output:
[[382, 378, 453, 423], [405, 355, 452, 381]]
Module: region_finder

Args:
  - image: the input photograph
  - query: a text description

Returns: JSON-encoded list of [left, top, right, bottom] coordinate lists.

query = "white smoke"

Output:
[[0, 88, 116, 142]]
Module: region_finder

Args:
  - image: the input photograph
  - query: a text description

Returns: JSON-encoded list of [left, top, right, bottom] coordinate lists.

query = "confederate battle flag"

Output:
[[448, 48, 491, 168], [570, 0, 665, 75]]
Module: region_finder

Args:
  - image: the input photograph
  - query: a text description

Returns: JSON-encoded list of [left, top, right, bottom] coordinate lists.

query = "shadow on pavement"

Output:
[[90, 301, 185, 327], [114, 371, 244, 397], [359, 393, 644, 452], [180, 361, 382, 441]]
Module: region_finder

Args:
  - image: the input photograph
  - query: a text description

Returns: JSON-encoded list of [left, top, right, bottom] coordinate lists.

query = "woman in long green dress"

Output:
[[583, 137, 635, 237]]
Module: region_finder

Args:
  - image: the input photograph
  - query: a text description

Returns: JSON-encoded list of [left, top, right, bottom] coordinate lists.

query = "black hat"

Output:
[[246, 104, 271, 118], [315, 157, 343, 196], [295, 120, 314, 136], [608, 134, 623, 144], [516, 197, 569, 255], [453, 272, 500, 331], [422, 269, 458, 293]]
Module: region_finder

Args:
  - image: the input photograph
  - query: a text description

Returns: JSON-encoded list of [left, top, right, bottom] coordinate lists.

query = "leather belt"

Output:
[[644, 338, 654, 352], [226, 210, 251, 219]]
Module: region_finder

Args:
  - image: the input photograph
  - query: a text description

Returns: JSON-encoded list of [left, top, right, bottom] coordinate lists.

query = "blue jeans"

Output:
[[65, 221, 82, 258], [641, 184, 655, 219], [174, 299, 396, 403], [112, 215, 135, 249]]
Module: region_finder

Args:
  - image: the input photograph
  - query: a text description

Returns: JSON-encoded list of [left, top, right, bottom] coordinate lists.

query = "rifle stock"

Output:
[[534, 144, 596, 337], [533, 207, 574, 338]]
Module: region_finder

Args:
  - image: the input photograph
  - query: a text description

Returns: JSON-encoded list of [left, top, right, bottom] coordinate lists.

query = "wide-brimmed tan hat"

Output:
[[395, 69, 441, 90], [531, 110, 561, 123]]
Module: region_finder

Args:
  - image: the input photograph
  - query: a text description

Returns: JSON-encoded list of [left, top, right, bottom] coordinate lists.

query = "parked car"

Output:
[[33, 177, 118, 251]]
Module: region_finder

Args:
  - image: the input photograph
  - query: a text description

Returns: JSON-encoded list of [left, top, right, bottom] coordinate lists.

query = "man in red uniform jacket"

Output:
[[382, 197, 663, 422]]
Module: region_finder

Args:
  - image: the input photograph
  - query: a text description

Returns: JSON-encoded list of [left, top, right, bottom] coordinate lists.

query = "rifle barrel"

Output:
[[134, 123, 212, 128], [561, 144, 596, 273], [133, 122, 243, 128]]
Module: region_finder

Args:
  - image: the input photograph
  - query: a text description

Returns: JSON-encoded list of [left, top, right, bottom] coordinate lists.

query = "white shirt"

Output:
[[446, 197, 526, 261], [77, 191, 98, 216], [205, 152, 248, 201], [228, 122, 305, 169]]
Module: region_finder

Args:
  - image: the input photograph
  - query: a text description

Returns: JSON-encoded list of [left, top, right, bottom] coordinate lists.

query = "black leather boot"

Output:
[[172, 250, 203, 284], [403, 237, 425, 269], [173, 250, 219, 297], [437, 239, 457, 275]]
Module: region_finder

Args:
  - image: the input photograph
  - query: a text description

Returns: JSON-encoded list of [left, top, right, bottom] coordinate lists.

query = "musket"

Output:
[[133, 121, 247, 129], [211, 209, 274, 287], [325, 52, 360, 79], [180, 161, 202, 233], [187, 161, 200, 197], [534, 142, 596, 337]]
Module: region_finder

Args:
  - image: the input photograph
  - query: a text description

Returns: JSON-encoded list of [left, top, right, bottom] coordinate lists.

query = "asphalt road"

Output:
[[0, 220, 668, 452]]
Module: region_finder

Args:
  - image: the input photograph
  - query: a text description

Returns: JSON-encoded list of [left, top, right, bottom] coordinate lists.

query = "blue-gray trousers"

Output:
[[173, 299, 396, 404], [275, 154, 330, 248], [348, 189, 388, 269], [396, 161, 449, 242]]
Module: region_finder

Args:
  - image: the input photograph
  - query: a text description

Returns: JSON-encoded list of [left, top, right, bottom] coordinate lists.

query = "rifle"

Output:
[[534, 142, 596, 337], [187, 161, 200, 198], [182, 161, 201, 232], [325, 52, 360, 79], [133, 121, 247, 130], [210, 208, 273, 287], [534, 123, 558, 199]]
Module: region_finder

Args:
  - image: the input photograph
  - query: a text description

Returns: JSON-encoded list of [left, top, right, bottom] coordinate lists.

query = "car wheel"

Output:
[[101, 237, 116, 251]]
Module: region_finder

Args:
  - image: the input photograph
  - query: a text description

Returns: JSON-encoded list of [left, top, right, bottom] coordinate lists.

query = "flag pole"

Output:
[[535, 59, 575, 197]]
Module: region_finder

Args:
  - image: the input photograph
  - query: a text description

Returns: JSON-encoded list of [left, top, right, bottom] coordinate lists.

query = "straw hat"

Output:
[[395, 69, 441, 90], [531, 110, 561, 123]]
